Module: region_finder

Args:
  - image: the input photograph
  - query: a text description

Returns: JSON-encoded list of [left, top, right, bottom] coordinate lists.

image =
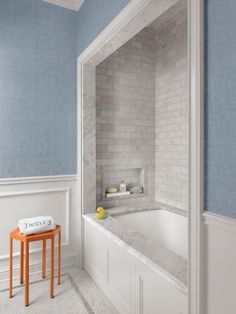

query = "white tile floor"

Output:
[[0, 266, 118, 314]]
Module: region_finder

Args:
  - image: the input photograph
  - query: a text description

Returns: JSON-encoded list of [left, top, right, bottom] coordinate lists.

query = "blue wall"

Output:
[[0, 0, 129, 178], [0, 0, 77, 177], [76, 0, 129, 56], [204, 0, 236, 218]]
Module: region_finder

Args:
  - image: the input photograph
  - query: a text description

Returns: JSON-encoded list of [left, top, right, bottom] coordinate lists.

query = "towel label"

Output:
[[25, 219, 53, 229]]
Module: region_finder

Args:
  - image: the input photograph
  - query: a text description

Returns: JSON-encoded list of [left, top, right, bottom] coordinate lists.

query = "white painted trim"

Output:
[[0, 175, 77, 185], [189, 0, 204, 314], [72, 0, 84, 11], [77, 0, 150, 64], [77, 53, 83, 268], [0, 187, 69, 198], [42, 0, 84, 11], [0, 187, 70, 257], [0, 241, 69, 261], [0, 254, 76, 284], [202, 211, 236, 313], [0, 175, 78, 282], [77, 0, 198, 312], [203, 211, 236, 235]]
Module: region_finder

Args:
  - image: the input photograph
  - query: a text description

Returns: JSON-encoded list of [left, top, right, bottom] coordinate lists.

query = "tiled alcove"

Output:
[[100, 165, 145, 201], [79, 0, 185, 214]]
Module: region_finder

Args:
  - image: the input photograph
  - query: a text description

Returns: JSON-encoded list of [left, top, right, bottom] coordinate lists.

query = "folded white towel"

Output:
[[18, 216, 56, 235]]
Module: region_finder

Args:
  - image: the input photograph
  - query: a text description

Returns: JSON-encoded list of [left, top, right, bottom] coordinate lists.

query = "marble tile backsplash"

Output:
[[95, 0, 188, 211], [96, 27, 156, 208], [154, 2, 188, 210]]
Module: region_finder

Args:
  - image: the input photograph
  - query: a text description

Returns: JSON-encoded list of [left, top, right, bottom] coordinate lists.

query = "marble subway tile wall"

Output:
[[154, 0, 188, 210], [95, 0, 188, 210], [96, 27, 156, 208]]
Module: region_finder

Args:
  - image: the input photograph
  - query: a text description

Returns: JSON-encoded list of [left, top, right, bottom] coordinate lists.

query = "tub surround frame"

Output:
[[189, 0, 204, 314], [77, 0, 204, 313]]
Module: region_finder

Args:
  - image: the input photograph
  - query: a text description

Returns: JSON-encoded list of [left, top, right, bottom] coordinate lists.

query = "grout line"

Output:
[[67, 273, 95, 314]]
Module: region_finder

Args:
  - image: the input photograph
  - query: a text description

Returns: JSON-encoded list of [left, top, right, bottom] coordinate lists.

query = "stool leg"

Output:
[[9, 237, 13, 298], [42, 239, 46, 278], [58, 230, 61, 285], [20, 242, 24, 284], [50, 237, 54, 298], [25, 241, 29, 306]]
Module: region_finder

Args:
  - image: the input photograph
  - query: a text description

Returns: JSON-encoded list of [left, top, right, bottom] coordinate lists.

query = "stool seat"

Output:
[[10, 225, 61, 242], [9, 224, 61, 306]]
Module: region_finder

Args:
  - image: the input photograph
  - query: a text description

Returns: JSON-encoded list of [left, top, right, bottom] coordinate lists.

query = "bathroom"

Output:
[[82, 0, 188, 313], [1, 0, 236, 313]]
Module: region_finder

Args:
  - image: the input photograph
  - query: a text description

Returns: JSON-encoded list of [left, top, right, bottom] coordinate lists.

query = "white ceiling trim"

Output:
[[42, 0, 84, 11]]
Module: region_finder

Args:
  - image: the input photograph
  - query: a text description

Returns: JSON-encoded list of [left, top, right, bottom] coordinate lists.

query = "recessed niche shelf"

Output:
[[101, 165, 145, 201], [106, 191, 131, 198], [105, 191, 146, 201]]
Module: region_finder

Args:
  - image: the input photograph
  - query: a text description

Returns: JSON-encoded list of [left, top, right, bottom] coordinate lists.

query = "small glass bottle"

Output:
[[120, 181, 126, 193]]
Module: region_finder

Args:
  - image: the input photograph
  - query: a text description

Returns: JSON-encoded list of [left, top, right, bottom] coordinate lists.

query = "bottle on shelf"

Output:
[[119, 180, 126, 193]]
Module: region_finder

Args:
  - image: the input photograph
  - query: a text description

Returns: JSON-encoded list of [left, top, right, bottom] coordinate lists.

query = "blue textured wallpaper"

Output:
[[204, 0, 236, 218], [0, 0, 129, 178], [76, 0, 129, 56], [0, 0, 77, 177]]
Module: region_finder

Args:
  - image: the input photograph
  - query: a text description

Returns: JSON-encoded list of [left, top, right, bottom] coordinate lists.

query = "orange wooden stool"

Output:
[[9, 224, 61, 306]]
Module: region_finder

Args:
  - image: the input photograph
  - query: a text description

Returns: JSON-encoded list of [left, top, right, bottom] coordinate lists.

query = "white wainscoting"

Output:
[[0, 175, 78, 283], [202, 212, 236, 314]]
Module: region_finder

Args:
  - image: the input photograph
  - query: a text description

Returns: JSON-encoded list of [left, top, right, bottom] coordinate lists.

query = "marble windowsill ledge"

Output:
[[83, 202, 188, 293]]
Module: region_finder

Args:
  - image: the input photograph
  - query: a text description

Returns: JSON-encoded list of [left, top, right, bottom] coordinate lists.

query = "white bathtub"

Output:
[[83, 207, 188, 314], [114, 209, 188, 258]]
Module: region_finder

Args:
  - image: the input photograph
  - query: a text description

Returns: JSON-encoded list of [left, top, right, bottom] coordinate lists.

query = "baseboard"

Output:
[[0, 254, 77, 284]]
